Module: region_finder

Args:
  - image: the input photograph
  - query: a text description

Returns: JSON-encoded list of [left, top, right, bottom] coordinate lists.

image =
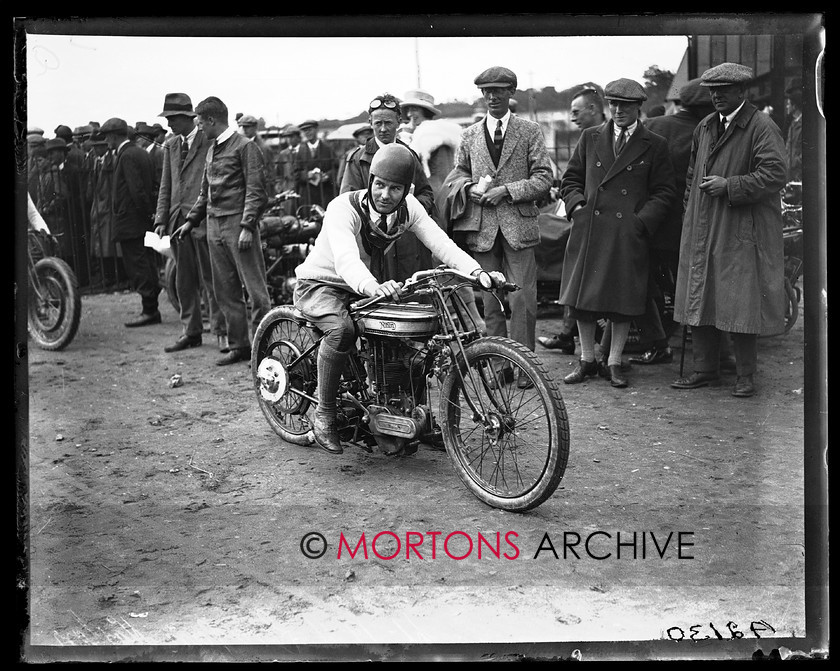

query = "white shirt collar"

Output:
[[374, 137, 391, 150], [146, 143, 155, 153], [215, 126, 236, 145], [485, 110, 511, 136], [117, 139, 130, 152], [721, 100, 746, 126], [182, 125, 198, 147], [614, 120, 639, 137], [366, 199, 395, 229], [308, 139, 319, 151]]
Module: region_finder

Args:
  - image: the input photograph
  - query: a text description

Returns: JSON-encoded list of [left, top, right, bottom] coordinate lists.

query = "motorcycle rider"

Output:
[[294, 143, 505, 454]]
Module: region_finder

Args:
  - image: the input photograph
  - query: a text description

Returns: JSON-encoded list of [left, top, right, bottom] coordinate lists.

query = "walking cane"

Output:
[[679, 325, 688, 377]]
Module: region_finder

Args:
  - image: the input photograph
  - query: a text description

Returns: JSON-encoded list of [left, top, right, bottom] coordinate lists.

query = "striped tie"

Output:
[[614, 128, 627, 156], [494, 119, 503, 148], [180, 137, 189, 164]]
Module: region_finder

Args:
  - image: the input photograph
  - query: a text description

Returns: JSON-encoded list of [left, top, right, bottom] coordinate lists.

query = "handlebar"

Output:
[[348, 267, 519, 312]]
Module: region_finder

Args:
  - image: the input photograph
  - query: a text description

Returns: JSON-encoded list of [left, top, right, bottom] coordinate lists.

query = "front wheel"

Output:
[[28, 257, 82, 351], [438, 336, 570, 511], [251, 305, 319, 445]]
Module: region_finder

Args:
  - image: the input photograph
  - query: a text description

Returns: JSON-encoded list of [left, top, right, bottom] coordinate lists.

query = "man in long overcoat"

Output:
[[559, 78, 676, 388], [102, 117, 162, 327], [446, 67, 553, 379], [671, 62, 787, 398]]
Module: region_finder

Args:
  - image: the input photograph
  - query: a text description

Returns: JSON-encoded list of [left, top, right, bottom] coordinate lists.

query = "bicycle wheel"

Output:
[[251, 305, 319, 445], [784, 277, 799, 334], [28, 257, 82, 351], [438, 336, 570, 511]]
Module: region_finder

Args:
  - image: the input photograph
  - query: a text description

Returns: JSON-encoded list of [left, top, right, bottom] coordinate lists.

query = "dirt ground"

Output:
[[19, 288, 807, 662]]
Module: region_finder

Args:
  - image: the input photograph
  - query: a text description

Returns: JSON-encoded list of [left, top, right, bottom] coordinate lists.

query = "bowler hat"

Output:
[[604, 78, 648, 103], [678, 78, 708, 107], [54, 125, 73, 141], [45, 138, 69, 152], [298, 119, 319, 130], [399, 89, 440, 116], [474, 66, 517, 89], [100, 117, 129, 135], [238, 114, 258, 126], [159, 92, 197, 118], [700, 62, 754, 87]]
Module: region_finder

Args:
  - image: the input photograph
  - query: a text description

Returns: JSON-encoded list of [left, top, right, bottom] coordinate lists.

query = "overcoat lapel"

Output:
[[601, 121, 651, 183]]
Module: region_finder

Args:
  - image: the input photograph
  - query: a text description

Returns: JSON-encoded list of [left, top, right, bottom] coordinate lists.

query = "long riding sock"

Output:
[[316, 338, 350, 422], [608, 321, 631, 367], [577, 320, 598, 362]]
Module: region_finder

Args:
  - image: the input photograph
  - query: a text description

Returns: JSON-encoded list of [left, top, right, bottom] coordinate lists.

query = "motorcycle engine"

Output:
[[360, 335, 434, 455]]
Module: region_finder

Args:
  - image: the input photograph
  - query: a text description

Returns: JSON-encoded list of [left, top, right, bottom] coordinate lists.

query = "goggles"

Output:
[[369, 98, 399, 111]]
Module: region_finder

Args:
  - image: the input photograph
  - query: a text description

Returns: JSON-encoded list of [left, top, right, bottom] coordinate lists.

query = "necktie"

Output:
[[180, 137, 189, 164], [718, 116, 727, 141], [614, 128, 627, 156], [494, 120, 503, 148], [377, 213, 388, 233]]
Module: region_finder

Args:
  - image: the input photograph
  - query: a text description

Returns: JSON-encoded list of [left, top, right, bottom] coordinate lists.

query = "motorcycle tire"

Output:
[[438, 335, 570, 512], [28, 256, 82, 351], [251, 305, 319, 445]]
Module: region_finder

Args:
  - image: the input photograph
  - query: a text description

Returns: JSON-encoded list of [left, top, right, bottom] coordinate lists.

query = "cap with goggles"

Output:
[[368, 97, 400, 112]]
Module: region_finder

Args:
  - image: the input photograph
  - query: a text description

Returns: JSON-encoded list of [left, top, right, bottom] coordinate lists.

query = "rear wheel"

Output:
[[28, 257, 82, 351], [438, 336, 570, 511], [251, 306, 320, 445]]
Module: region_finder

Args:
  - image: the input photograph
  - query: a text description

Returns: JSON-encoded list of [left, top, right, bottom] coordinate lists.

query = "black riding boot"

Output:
[[313, 340, 349, 454]]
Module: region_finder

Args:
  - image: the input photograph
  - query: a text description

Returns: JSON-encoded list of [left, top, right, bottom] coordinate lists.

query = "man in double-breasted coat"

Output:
[[559, 78, 676, 388], [102, 117, 162, 327], [671, 62, 787, 398], [153, 92, 226, 353], [446, 67, 553, 383]]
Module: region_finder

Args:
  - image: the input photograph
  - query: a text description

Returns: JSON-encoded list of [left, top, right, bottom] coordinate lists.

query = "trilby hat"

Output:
[[159, 92, 197, 118]]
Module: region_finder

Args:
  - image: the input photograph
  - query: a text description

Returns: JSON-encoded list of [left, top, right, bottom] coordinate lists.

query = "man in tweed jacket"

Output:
[[447, 66, 553, 385]]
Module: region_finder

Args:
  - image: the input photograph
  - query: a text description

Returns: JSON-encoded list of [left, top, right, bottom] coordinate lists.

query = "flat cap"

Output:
[[27, 134, 46, 146], [90, 130, 108, 145], [604, 78, 648, 102], [45, 138, 70, 152], [678, 77, 708, 107], [100, 117, 129, 135], [297, 119, 318, 129], [352, 124, 373, 138], [474, 66, 517, 89], [135, 122, 157, 138], [281, 124, 301, 136], [238, 114, 258, 126], [700, 62, 753, 87], [73, 124, 93, 138], [54, 125, 73, 139], [28, 127, 45, 136]]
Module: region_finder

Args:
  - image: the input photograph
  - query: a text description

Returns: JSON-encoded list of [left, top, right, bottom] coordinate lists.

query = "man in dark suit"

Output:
[[101, 117, 161, 327], [559, 78, 676, 388], [447, 66, 554, 386], [294, 119, 337, 209], [153, 92, 226, 353]]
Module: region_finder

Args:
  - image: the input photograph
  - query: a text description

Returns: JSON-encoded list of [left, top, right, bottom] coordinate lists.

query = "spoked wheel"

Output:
[[251, 305, 320, 445], [783, 277, 799, 334], [438, 336, 569, 511], [28, 257, 82, 351]]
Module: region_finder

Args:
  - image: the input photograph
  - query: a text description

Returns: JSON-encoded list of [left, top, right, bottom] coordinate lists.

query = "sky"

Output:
[[22, 25, 691, 134]]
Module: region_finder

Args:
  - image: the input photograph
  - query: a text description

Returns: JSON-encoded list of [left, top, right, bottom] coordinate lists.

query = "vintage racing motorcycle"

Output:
[[251, 267, 570, 512]]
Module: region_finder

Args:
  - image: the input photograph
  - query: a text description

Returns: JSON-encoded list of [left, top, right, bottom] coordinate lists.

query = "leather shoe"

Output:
[[564, 358, 600, 384], [124, 311, 161, 328], [607, 364, 628, 388], [312, 413, 344, 454], [517, 371, 535, 389], [537, 333, 576, 354], [216, 348, 251, 366], [671, 372, 721, 389], [732, 375, 755, 397], [217, 335, 230, 353], [629, 345, 673, 365], [164, 334, 202, 353]]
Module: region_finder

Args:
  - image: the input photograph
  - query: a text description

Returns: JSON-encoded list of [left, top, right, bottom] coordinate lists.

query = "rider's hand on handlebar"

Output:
[[472, 269, 507, 290], [373, 279, 402, 301]]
